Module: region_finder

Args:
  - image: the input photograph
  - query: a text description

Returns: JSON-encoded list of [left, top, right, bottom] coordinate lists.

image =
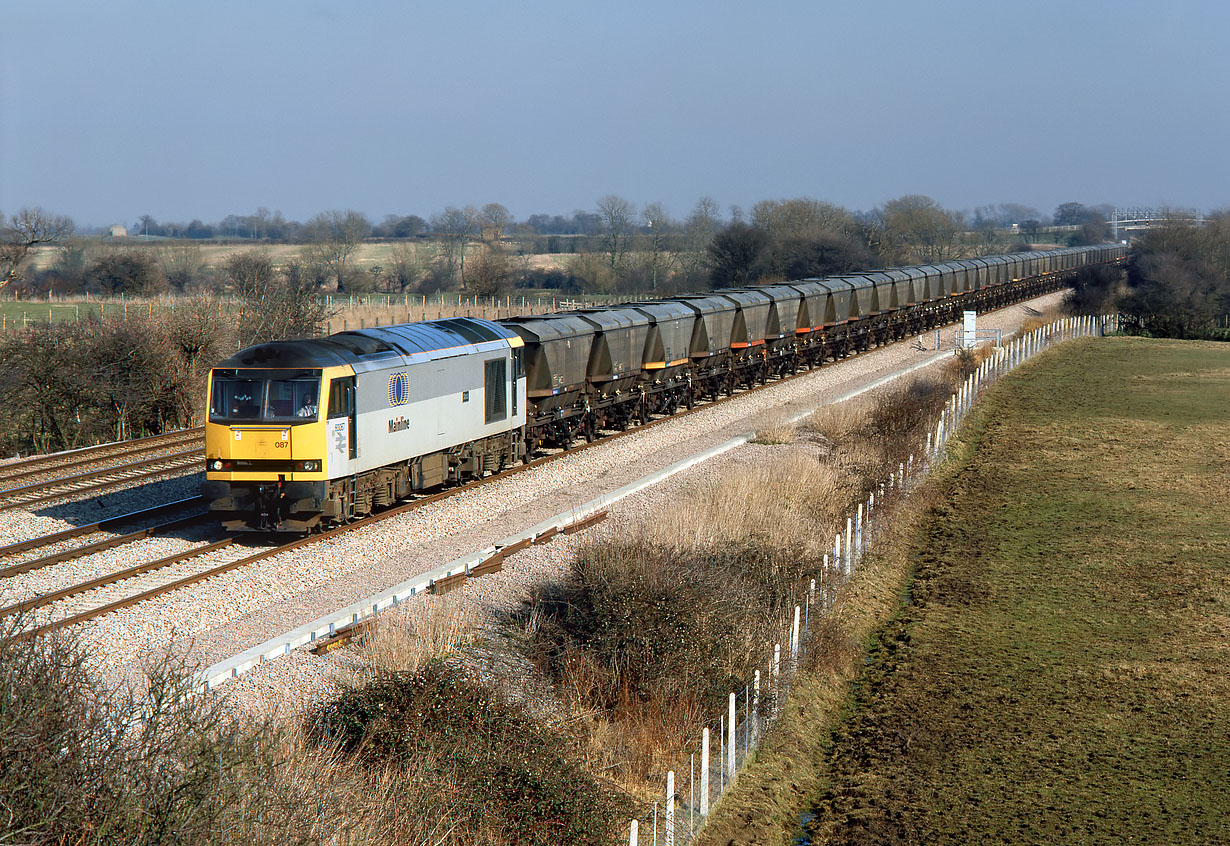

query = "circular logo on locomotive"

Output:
[[388, 372, 410, 406]]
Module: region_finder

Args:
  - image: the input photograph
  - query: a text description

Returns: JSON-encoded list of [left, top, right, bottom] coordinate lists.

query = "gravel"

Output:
[[0, 293, 1066, 713], [0, 470, 203, 550]]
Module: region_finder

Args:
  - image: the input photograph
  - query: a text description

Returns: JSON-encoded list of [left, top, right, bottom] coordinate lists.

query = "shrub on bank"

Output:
[[0, 619, 285, 844], [306, 660, 631, 846]]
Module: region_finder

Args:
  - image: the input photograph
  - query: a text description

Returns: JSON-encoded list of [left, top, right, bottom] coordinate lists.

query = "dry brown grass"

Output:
[[345, 594, 481, 684], [644, 452, 851, 562], [1017, 304, 1066, 336], [752, 413, 799, 445], [256, 723, 486, 845]]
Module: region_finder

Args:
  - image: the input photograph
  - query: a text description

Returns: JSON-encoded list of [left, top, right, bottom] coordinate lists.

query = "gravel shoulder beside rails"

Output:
[[44, 294, 1066, 704]]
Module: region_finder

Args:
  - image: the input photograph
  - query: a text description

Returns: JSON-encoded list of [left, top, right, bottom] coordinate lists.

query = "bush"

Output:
[[0, 618, 286, 844], [1066, 264, 1121, 315], [308, 661, 630, 846], [516, 267, 581, 292], [84, 250, 167, 296], [1119, 221, 1230, 339], [0, 302, 226, 454], [523, 542, 770, 713], [760, 230, 878, 280]]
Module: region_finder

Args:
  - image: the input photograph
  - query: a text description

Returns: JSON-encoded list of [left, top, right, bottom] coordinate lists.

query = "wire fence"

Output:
[[625, 313, 1119, 846], [0, 290, 620, 335]]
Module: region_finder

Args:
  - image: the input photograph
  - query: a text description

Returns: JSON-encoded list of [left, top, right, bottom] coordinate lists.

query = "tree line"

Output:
[[1068, 213, 1230, 340], [4, 198, 1121, 301]]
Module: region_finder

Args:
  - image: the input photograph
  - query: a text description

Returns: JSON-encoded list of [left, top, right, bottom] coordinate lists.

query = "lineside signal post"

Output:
[[928, 311, 1002, 351], [937, 309, 1001, 350]]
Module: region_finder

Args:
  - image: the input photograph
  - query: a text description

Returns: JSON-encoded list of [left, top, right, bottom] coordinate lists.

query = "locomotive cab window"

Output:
[[210, 369, 320, 424], [484, 358, 507, 424]]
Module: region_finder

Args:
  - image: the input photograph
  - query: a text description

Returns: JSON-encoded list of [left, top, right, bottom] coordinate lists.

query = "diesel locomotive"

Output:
[[202, 244, 1124, 531]]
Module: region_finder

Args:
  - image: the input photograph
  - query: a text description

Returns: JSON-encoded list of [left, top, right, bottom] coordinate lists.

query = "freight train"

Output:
[[201, 244, 1124, 531]]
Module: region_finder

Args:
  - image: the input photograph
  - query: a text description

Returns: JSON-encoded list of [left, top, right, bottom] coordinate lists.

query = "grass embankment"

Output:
[[702, 337, 1230, 845]]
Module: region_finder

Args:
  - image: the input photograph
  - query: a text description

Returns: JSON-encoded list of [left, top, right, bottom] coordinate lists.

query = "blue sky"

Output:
[[2, 0, 1227, 227]]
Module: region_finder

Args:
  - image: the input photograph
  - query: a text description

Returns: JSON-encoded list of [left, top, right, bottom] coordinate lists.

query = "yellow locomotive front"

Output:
[[202, 363, 343, 531]]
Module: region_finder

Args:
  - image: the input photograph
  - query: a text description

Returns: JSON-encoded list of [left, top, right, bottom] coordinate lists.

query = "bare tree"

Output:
[[679, 197, 723, 285], [85, 250, 167, 295], [596, 195, 635, 269], [305, 209, 370, 292], [155, 243, 206, 290], [879, 195, 963, 263], [708, 222, 770, 286], [467, 245, 512, 297], [380, 242, 438, 292], [431, 206, 479, 288], [479, 203, 514, 242], [223, 250, 276, 301], [750, 197, 856, 241], [641, 201, 675, 292], [226, 252, 334, 346], [1, 207, 74, 289]]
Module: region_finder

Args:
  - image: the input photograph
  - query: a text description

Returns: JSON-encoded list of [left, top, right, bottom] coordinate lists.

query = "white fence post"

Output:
[[701, 729, 709, 817], [855, 503, 864, 561], [665, 771, 675, 846], [728, 694, 737, 781], [752, 670, 760, 742], [844, 517, 853, 572], [772, 643, 781, 717], [791, 606, 801, 671], [629, 819, 638, 846]]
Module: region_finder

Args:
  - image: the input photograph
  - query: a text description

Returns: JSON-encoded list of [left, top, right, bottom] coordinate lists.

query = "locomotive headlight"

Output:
[[296, 460, 319, 471], [209, 459, 224, 471]]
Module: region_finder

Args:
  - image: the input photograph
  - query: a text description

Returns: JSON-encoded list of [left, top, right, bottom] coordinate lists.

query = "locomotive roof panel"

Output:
[[219, 318, 520, 374], [218, 340, 354, 369]]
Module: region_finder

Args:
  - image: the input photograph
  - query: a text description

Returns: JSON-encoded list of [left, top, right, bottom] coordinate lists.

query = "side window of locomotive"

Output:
[[512, 348, 522, 417], [327, 379, 353, 419], [485, 358, 507, 424]]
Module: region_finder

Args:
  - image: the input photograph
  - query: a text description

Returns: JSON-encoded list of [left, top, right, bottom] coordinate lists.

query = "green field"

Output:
[[697, 337, 1230, 845], [805, 338, 1230, 844], [0, 300, 126, 327]]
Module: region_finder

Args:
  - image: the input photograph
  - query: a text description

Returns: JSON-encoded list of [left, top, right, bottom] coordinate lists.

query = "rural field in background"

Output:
[[701, 337, 1230, 845], [0, 288, 616, 337]]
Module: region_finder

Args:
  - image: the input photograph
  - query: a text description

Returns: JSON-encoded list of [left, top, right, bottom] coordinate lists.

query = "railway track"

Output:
[[0, 427, 203, 487], [0, 512, 210, 581], [0, 497, 206, 560], [0, 447, 205, 512]]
